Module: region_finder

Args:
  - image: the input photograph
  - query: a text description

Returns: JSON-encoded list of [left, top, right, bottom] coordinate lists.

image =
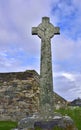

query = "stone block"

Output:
[[34, 116, 78, 130]]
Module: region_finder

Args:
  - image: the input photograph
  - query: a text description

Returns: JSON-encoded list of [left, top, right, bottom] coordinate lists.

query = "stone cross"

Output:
[[32, 17, 60, 118], [18, 17, 77, 130]]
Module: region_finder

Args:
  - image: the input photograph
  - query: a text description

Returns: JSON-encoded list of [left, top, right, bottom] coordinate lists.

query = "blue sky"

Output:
[[0, 0, 81, 101]]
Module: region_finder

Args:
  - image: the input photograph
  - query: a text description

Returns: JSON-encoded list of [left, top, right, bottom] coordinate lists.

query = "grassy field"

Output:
[[55, 106, 81, 130], [0, 121, 17, 130], [0, 107, 81, 130]]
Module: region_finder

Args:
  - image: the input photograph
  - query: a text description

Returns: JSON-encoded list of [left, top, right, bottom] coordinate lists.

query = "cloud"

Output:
[[54, 71, 81, 101], [0, 29, 19, 44], [51, 0, 81, 40], [0, 47, 40, 73], [0, 0, 54, 56], [52, 35, 75, 60], [0, 0, 62, 74], [61, 72, 75, 82], [51, 32, 81, 75], [0, 0, 81, 101]]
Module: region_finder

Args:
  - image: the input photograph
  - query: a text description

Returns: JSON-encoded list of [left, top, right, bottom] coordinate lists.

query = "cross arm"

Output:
[[32, 27, 38, 35], [54, 27, 60, 35]]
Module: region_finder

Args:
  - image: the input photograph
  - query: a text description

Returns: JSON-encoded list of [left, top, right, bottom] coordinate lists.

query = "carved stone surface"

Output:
[[32, 16, 60, 116]]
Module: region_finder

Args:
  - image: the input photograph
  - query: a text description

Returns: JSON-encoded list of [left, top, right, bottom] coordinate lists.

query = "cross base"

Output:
[[34, 118, 77, 130], [18, 113, 77, 130]]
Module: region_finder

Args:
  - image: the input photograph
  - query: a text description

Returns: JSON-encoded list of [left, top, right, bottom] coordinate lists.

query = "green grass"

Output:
[[0, 121, 17, 130], [55, 107, 81, 130], [35, 126, 63, 130], [0, 107, 81, 130]]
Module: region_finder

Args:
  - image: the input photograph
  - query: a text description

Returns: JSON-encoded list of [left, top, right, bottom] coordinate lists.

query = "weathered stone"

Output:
[[0, 70, 41, 121], [34, 116, 78, 130], [32, 16, 60, 116], [18, 17, 78, 130], [0, 70, 66, 122], [18, 114, 77, 130], [29, 16, 77, 130]]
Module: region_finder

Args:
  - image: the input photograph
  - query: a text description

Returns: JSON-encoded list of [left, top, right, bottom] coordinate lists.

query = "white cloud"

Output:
[[8, 0, 52, 32], [0, 0, 81, 101], [54, 71, 81, 101], [54, 71, 75, 81], [52, 35, 75, 60], [62, 72, 75, 82], [0, 29, 19, 43]]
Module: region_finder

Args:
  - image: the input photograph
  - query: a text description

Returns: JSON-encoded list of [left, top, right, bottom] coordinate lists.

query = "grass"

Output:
[[0, 107, 81, 130], [55, 106, 81, 130], [35, 107, 81, 130], [35, 126, 64, 130], [0, 121, 17, 130]]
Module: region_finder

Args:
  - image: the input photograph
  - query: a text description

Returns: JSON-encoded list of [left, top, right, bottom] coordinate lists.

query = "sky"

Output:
[[0, 0, 81, 101]]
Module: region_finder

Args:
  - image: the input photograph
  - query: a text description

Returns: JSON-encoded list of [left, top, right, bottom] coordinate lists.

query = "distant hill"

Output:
[[70, 98, 81, 106]]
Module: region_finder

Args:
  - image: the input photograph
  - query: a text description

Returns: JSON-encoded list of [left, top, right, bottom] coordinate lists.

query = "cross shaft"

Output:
[[32, 17, 60, 117]]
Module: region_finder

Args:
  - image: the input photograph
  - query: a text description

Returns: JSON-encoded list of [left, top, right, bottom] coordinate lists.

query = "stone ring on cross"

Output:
[[37, 23, 55, 39], [32, 17, 60, 40]]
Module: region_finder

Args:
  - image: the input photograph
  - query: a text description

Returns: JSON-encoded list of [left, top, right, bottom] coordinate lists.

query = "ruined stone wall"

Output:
[[54, 92, 67, 109], [0, 70, 67, 121], [0, 70, 40, 121]]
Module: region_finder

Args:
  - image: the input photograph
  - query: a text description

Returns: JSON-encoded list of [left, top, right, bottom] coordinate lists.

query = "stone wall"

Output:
[[54, 92, 67, 109], [0, 70, 67, 121]]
